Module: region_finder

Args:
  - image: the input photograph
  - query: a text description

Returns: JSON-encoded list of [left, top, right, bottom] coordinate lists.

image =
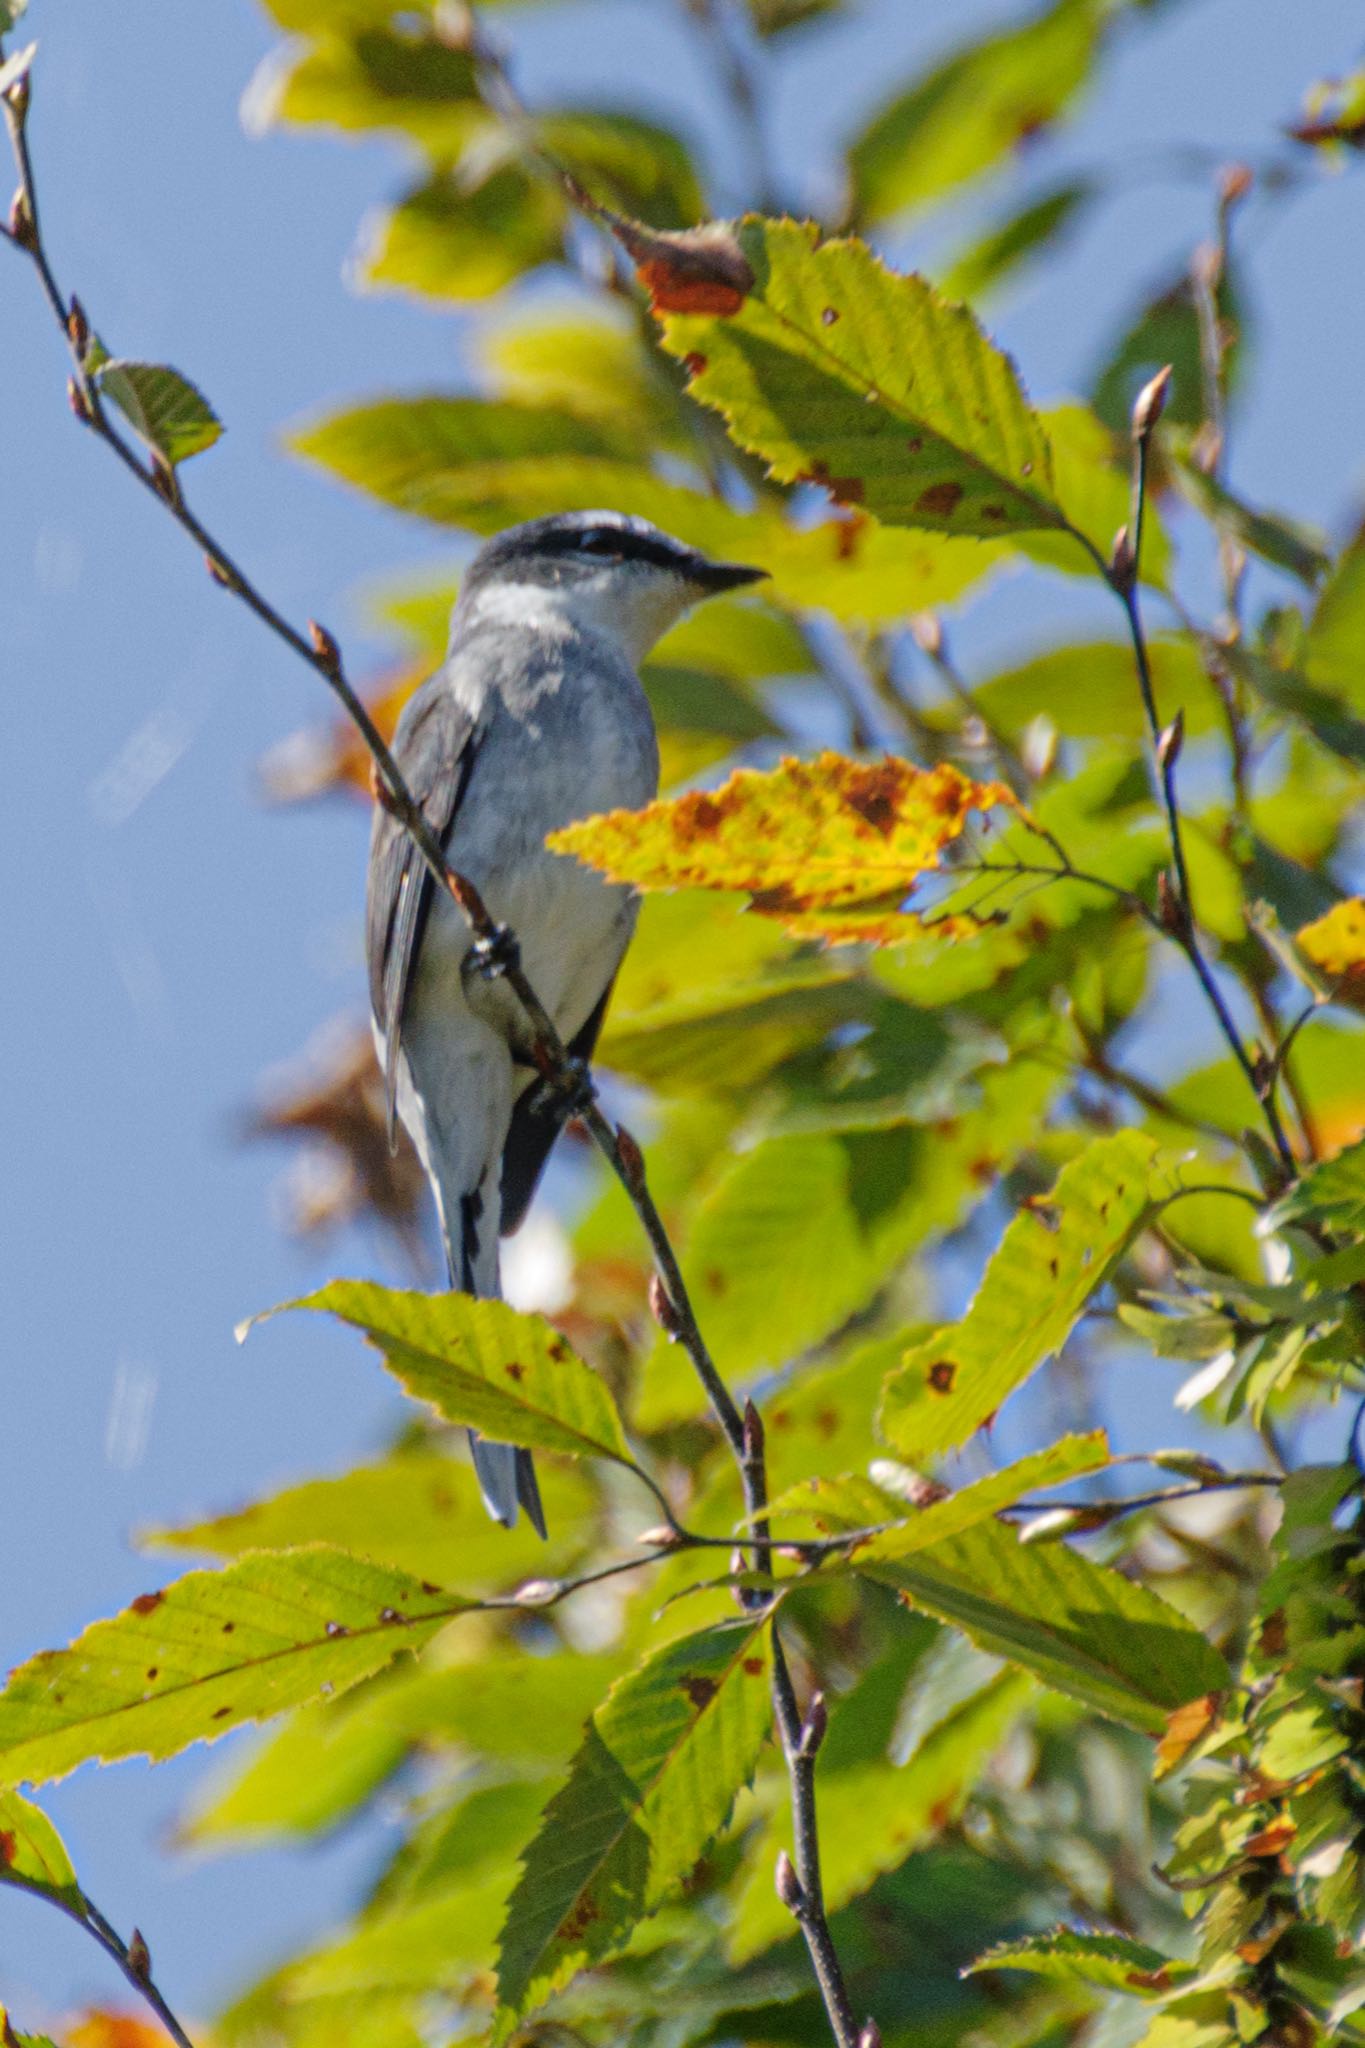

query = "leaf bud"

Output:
[[797, 1690, 828, 1759], [205, 552, 234, 590], [614, 1123, 646, 1193], [910, 610, 944, 659], [149, 451, 179, 505], [730, 1547, 750, 1610], [1156, 870, 1187, 938], [1109, 522, 1136, 590], [1148, 1448, 1227, 1483], [858, 2025, 884, 2048], [1132, 363, 1173, 439], [513, 1577, 561, 1607], [8, 185, 34, 248], [774, 1848, 804, 1913], [128, 1929, 152, 1981], [635, 1524, 683, 1551], [649, 1271, 681, 1340], [1218, 162, 1253, 209], [66, 295, 90, 357], [307, 618, 342, 675], [1018, 1504, 1114, 1545], [1021, 712, 1058, 782], [1156, 709, 1185, 773], [742, 1397, 765, 1465], [66, 375, 91, 424]]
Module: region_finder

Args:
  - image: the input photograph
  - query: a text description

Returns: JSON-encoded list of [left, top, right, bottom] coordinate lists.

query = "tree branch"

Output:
[[3, 46, 869, 2048], [1106, 368, 1296, 1178]]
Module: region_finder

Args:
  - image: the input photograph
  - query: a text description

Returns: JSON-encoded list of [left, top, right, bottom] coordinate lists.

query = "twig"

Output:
[[1106, 369, 1296, 1179], [906, 612, 1032, 795], [3, 48, 866, 2048]]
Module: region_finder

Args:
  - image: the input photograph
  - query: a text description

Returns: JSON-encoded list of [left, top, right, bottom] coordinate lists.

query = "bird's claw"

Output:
[[553, 1056, 596, 1121], [471, 925, 521, 982]]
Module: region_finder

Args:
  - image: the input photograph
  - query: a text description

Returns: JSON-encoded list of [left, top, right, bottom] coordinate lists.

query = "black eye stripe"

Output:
[[540, 527, 689, 571]]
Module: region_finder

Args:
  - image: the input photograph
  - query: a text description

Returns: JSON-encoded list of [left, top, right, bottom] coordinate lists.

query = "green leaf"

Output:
[[731, 1665, 1032, 1959], [291, 400, 995, 623], [184, 1647, 624, 1846], [940, 182, 1092, 305], [258, 1283, 634, 1467], [0, 2018, 57, 2048], [93, 360, 222, 465], [860, 1517, 1230, 1730], [141, 1449, 597, 1590], [970, 1929, 1195, 1995], [1168, 447, 1330, 586], [493, 1618, 773, 2033], [0, 1789, 84, 1914], [244, 24, 485, 154], [479, 303, 684, 441], [0, 0, 28, 31], [1305, 524, 1365, 711], [646, 217, 1069, 538], [1090, 261, 1246, 436], [539, 109, 704, 230], [358, 162, 563, 303], [1266, 1137, 1365, 1236], [880, 1131, 1164, 1460], [774, 1433, 1110, 1557], [968, 634, 1221, 742], [845, 0, 1105, 223], [0, 1548, 473, 1788]]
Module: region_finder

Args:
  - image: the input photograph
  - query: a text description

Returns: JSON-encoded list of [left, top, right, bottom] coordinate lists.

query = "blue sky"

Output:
[[2, 0, 1364, 2026]]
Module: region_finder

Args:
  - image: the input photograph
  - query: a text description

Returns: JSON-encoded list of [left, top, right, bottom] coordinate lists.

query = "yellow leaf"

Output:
[[1296, 896, 1365, 1007], [549, 752, 1020, 948]]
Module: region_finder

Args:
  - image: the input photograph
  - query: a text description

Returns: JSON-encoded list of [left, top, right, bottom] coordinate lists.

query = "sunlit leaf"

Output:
[[969, 1929, 1195, 1995], [550, 751, 1021, 947], [183, 1647, 624, 1847], [244, 24, 485, 153], [1287, 68, 1365, 151], [770, 1433, 1110, 1555], [1295, 898, 1365, 1008], [641, 216, 1071, 539], [539, 109, 704, 230], [967, 635, 1222, 743], [860, 1518, 1230, 1730], [142, 1449, 597, 1591], [0, 1788, 84, 1914], [479, 303, 681, 440], [290, 405, 996, 622], [880, 1131, 1164, 1460], [846, 0, 1105, 223], [1266, 1135, 1365, 1237], [93, 360, 222, 466], [0, 1549, 473, 1788], [358, 162, 563, 303], [493, 1619, 773, 2033], [258, 1283, 634, 1467], [731, 1666, 1032, 1958], [0, 2015, 58, 2048]]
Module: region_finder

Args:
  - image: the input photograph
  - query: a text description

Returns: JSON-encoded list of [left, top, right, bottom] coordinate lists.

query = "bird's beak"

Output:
[[686, 554, 769, 593]]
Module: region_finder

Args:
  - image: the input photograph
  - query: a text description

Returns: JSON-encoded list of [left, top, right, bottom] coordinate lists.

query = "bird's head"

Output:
[[455, 510, 768, 665]]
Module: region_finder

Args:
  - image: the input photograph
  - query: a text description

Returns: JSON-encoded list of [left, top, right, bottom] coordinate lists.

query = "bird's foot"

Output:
[[470, 924, 521, 982], [552, 1056, 596, 1122]]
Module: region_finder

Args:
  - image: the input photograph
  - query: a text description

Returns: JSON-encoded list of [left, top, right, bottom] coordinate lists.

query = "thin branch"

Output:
[[1106, 372, 1296, 1178], [3, 49, 867, 2048], [39, 1893, 199, 2048]]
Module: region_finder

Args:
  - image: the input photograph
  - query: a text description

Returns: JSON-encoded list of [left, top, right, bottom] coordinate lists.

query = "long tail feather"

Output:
[[452, 1180, 547, 1540]]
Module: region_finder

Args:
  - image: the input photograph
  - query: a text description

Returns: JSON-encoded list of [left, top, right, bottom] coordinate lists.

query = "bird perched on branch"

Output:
[[366, 511, 765, 1535]]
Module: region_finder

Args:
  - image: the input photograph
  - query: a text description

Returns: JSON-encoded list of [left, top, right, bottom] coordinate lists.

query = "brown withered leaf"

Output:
[[1154, 1690, 1224, 1775], [244, 1020, 430, 1268], [549, 751, 1020, 947], [258, 666, 422, 806], [611, 217, 757, 317]]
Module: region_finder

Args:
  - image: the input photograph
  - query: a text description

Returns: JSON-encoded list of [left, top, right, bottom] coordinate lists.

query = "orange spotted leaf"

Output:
[[549, 751, 1020, 947]]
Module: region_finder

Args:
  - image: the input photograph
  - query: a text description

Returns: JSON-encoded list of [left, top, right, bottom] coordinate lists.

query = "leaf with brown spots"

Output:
[[494, 1619, 772, 2036], [638, 217, 1070, 538], [881, 1131, 1165, 1460], [0, 1549, 472, 1788], [249, 1282, 634, 1469], [550, 751, 1021, 948], [0, 1790, 84, 1915]]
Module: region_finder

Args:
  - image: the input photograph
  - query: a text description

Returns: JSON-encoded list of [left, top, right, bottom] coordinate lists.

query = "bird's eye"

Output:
[[577, 531, 619, 557]]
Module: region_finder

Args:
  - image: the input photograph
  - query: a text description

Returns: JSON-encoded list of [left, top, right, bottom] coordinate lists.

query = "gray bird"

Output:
[[366, 510, 765, 1535]]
